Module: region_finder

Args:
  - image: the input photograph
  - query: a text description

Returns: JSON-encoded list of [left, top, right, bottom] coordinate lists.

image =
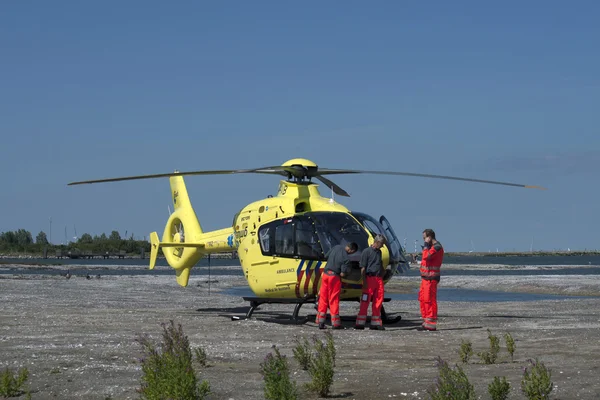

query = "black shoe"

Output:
[[369, 325, 385, 331], [354, 325, 364, 330], [332, 325, 344, 330], [318, 323, 326, 329]]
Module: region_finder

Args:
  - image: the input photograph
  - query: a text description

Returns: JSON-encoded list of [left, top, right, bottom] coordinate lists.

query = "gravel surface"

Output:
[[1, 264, 599, 399]]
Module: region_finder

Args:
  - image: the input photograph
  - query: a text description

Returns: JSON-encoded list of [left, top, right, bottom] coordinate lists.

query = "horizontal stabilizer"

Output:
[[148, 231, 205, 271], [159, 242, 206, 248]]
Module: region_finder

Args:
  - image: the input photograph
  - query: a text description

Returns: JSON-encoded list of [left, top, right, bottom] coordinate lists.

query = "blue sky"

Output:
[[1, 2, 598, 252]]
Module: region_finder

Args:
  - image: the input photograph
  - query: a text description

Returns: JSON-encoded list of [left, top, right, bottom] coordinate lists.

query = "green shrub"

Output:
[[478, 329, 500, 364], [427, 356, 475, 400], [0, 367, 30, 398], [292, 336, 312, 370], [521, 358, 553, 399], [260, 346, 298, 400], [306, 331, 336, 397], [488, 376, 511, 400], [459, 339, 473, 364], [194, 346, 208, 367], [136, 320, 210, 400], [504, 332, 516, 362]]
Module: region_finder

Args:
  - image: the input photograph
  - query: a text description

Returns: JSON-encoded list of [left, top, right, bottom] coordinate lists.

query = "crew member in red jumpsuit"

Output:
[[417, 229, 444, 331], [355, 235, 387, 330], [316, 242, 358, 329]]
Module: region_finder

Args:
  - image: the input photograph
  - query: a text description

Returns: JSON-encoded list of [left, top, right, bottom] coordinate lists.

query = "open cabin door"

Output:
[[379, 215, 409, 274]]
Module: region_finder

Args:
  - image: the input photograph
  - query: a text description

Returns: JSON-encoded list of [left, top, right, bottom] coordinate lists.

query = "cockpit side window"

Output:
[[259, 226, 272, 254], [295, 218, 322, 259], [257, 216, 324, 260], [275, 220, 295, 256], [256, 213, 369, 261]]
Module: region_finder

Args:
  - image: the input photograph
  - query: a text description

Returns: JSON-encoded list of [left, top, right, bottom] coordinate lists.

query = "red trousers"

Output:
[[356, 276, 384, 327], [316, 272, 341, 327], [419, 279, 438, 330]]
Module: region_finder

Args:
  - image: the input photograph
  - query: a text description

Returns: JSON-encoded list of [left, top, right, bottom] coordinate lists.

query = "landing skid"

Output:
[[233, 295, 401, 324], [233, 295, 316, 322]]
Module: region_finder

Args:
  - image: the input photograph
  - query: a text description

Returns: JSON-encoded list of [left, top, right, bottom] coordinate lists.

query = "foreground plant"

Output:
[[0, 367, 30, 398], [194, 346, 208, 367], [478, 329, 500, 364], [488, 376, 511, 400], [306, 331, 337, 397], [260, 346, 298, 400], [521, 358, 553, 399], [459, 339, 473, 364], [292, 336, 312, 370], [504, 332, 516, 362], [136, 320, 210, 400], [428, 356, 475, 400]]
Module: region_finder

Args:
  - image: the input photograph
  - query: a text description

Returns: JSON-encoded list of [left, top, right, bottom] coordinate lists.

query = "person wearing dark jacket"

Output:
[[355, 235, 387, 330], [316, 242, 358, 329]]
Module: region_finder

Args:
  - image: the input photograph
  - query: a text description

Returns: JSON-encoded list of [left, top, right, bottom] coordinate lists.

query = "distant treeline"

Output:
[[0, 229, 151, 255]]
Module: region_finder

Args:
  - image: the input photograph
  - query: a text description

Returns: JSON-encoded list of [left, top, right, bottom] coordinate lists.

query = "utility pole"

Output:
[[49, 217, 52, 244], [530, 236, 534, 252]]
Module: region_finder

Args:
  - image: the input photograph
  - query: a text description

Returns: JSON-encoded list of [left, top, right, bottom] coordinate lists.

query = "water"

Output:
[[2, 254, 599, 267], [223, 286, 594, 302], [0, 266, 242, 277], [442, 254, 600, 266], [403, 267, 600, 276], [2, 265, 600, 277], [3, 255, 598, 302], [0, 257, 236, 268], [2, 255, 600, 277]]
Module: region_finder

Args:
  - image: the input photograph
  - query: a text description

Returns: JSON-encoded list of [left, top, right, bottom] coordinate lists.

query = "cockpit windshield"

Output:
[[307, 212, 370, 256], [351, 211, 406, 265]]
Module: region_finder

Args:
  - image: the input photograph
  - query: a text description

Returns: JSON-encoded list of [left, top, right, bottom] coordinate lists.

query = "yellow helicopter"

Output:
[[69, 158, 544, 319]]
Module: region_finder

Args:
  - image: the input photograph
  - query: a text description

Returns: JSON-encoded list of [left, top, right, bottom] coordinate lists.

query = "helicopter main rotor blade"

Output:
[[316, 168, 546, 190], [67, 162, 545, 190], [67, 166, 286, 185], [315, 175, 350, 197]]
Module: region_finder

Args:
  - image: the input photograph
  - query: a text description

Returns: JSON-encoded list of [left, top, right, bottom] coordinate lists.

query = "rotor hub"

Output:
[[281, 158, 318, 181]]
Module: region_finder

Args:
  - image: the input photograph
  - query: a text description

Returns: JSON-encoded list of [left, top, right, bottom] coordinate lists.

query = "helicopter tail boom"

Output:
[[149, 176, 236, 287]]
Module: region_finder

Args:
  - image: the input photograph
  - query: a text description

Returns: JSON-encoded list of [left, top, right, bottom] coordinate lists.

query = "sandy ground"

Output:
[[1, 264, 600, 399]]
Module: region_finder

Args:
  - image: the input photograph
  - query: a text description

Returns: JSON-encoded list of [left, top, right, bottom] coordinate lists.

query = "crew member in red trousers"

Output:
[[316, 242, 358, 329], [416, 228, 444, 331], [355, 235, 387, 330]]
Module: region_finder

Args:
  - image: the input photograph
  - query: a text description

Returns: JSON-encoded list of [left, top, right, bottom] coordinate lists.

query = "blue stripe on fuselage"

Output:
[[296, 260, 305, 277]]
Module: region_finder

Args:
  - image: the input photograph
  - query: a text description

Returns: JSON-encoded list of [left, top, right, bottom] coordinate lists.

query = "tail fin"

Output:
[[150, 176, 206, 287]]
